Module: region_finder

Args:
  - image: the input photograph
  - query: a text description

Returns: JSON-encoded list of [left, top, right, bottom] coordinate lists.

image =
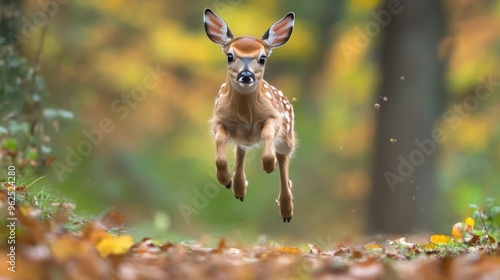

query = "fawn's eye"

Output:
[[258, 55, 266, 65], [227, 53, 234, 63]]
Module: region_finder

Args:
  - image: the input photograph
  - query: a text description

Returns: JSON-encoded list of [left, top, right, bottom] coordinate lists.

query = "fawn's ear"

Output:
[[204, 8, 233, 46], [262, 12, 294, 49]]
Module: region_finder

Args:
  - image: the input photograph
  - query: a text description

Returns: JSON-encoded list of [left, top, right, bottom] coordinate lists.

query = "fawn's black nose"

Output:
[[237, 71, 255, 84]]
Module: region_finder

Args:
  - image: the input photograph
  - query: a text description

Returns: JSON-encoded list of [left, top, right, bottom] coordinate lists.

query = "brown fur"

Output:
[[204, 8, 296, 222], [230, 37, 265, 53]]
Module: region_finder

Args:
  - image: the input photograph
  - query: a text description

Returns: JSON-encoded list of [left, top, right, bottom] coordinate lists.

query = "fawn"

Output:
[[204, 8, 296, 222]]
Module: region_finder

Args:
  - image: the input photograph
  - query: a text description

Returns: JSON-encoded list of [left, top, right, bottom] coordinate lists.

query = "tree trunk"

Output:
[[368, 0, 446, 233]]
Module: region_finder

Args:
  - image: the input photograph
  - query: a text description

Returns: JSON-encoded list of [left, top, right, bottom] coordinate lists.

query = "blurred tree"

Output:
[[0, 0, 66, 173], [285, 0, 346, 112], [0, 0, 20, 41], [368, 0, 446, 233]]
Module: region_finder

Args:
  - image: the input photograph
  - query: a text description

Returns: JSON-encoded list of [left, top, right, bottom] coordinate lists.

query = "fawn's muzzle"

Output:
[[237, 71, 255, 84]]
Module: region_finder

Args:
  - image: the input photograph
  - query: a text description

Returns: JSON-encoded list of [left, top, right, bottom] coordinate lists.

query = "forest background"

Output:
[[1, 0, 499, 243]]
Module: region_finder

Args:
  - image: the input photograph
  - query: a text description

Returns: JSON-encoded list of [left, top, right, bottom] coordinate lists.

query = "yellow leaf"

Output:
[[420, 242, 437, 251], [465, 217, 475, 233], [364, 243, 383, 250], [465, 217, 475, 227], [430, 234, 452, 245], [451, 222, 464, 242], [96, 235, 134, 257]]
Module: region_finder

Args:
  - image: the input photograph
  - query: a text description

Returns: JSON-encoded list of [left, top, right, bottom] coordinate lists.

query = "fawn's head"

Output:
[[204, 8, 294, 93]]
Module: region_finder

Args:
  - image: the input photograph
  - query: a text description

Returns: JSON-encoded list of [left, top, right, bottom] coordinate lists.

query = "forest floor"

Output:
[[1, 183, 500, 280]]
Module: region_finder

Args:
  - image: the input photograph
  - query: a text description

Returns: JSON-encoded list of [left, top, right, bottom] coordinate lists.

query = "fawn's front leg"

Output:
[[214, 125, 231, 188], [277, 153, 293, 222], [261, 121, 277, 173], [232, 145, 247, 201]]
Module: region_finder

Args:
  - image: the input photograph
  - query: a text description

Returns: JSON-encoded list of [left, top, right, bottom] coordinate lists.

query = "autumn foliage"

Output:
[[1, 183, 500, 280]]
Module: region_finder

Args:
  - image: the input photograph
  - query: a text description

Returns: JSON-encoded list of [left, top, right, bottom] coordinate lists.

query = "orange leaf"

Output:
[[451, 222, 464, 242], [352, 250, 363, 259], [49, 235, 93, 262], [430, 234, 452, 245], [82, 222, 109, 246], [211, 238, 227, 253], [488, 235, 496, 244], [274, 246, 301, 254], [15, 185, 28, 193]]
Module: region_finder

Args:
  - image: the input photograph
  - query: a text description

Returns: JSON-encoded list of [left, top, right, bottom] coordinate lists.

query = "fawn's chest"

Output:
[[213, 82, 285, 145]]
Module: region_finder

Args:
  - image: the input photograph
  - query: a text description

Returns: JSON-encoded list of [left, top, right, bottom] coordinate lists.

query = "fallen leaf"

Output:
[[211, 238, 226, 253], [334, 247, 350, 257], [452, 222, 464, 242], [430, 235, 452, 245], [352, 250, 363, 259], [82, 222, 109, 246], [466, 234, 480, 245], [420, 242, 437, 251], [465, 217, 475, 233], [395, 237, 415, 248], [364, 243, 383, 250], [487, 235, 496, 244], [49, 235, 95, 262], [96, 234, 134, 257], [15, 185, 28, 193], [160, 241, 175, 252], [53, 207, 70, 225], [308, 243, 322, 255], [20, 206, 42, 218], [274, 246, 301, 254]]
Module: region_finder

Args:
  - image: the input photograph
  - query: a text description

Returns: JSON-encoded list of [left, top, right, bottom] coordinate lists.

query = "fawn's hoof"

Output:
[[234, 195, 244, 202], [225, 180, 232, 189], [283, 217, 292, 223], [263, 158, 276, 174]]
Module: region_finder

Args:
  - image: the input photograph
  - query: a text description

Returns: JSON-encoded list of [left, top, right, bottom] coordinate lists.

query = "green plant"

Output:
[[0, 10, 73, 173], [470, 198, 500, 242]]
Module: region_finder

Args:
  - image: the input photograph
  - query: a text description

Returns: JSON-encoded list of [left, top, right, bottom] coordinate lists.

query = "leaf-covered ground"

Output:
[[1, 183, 500, 280]]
